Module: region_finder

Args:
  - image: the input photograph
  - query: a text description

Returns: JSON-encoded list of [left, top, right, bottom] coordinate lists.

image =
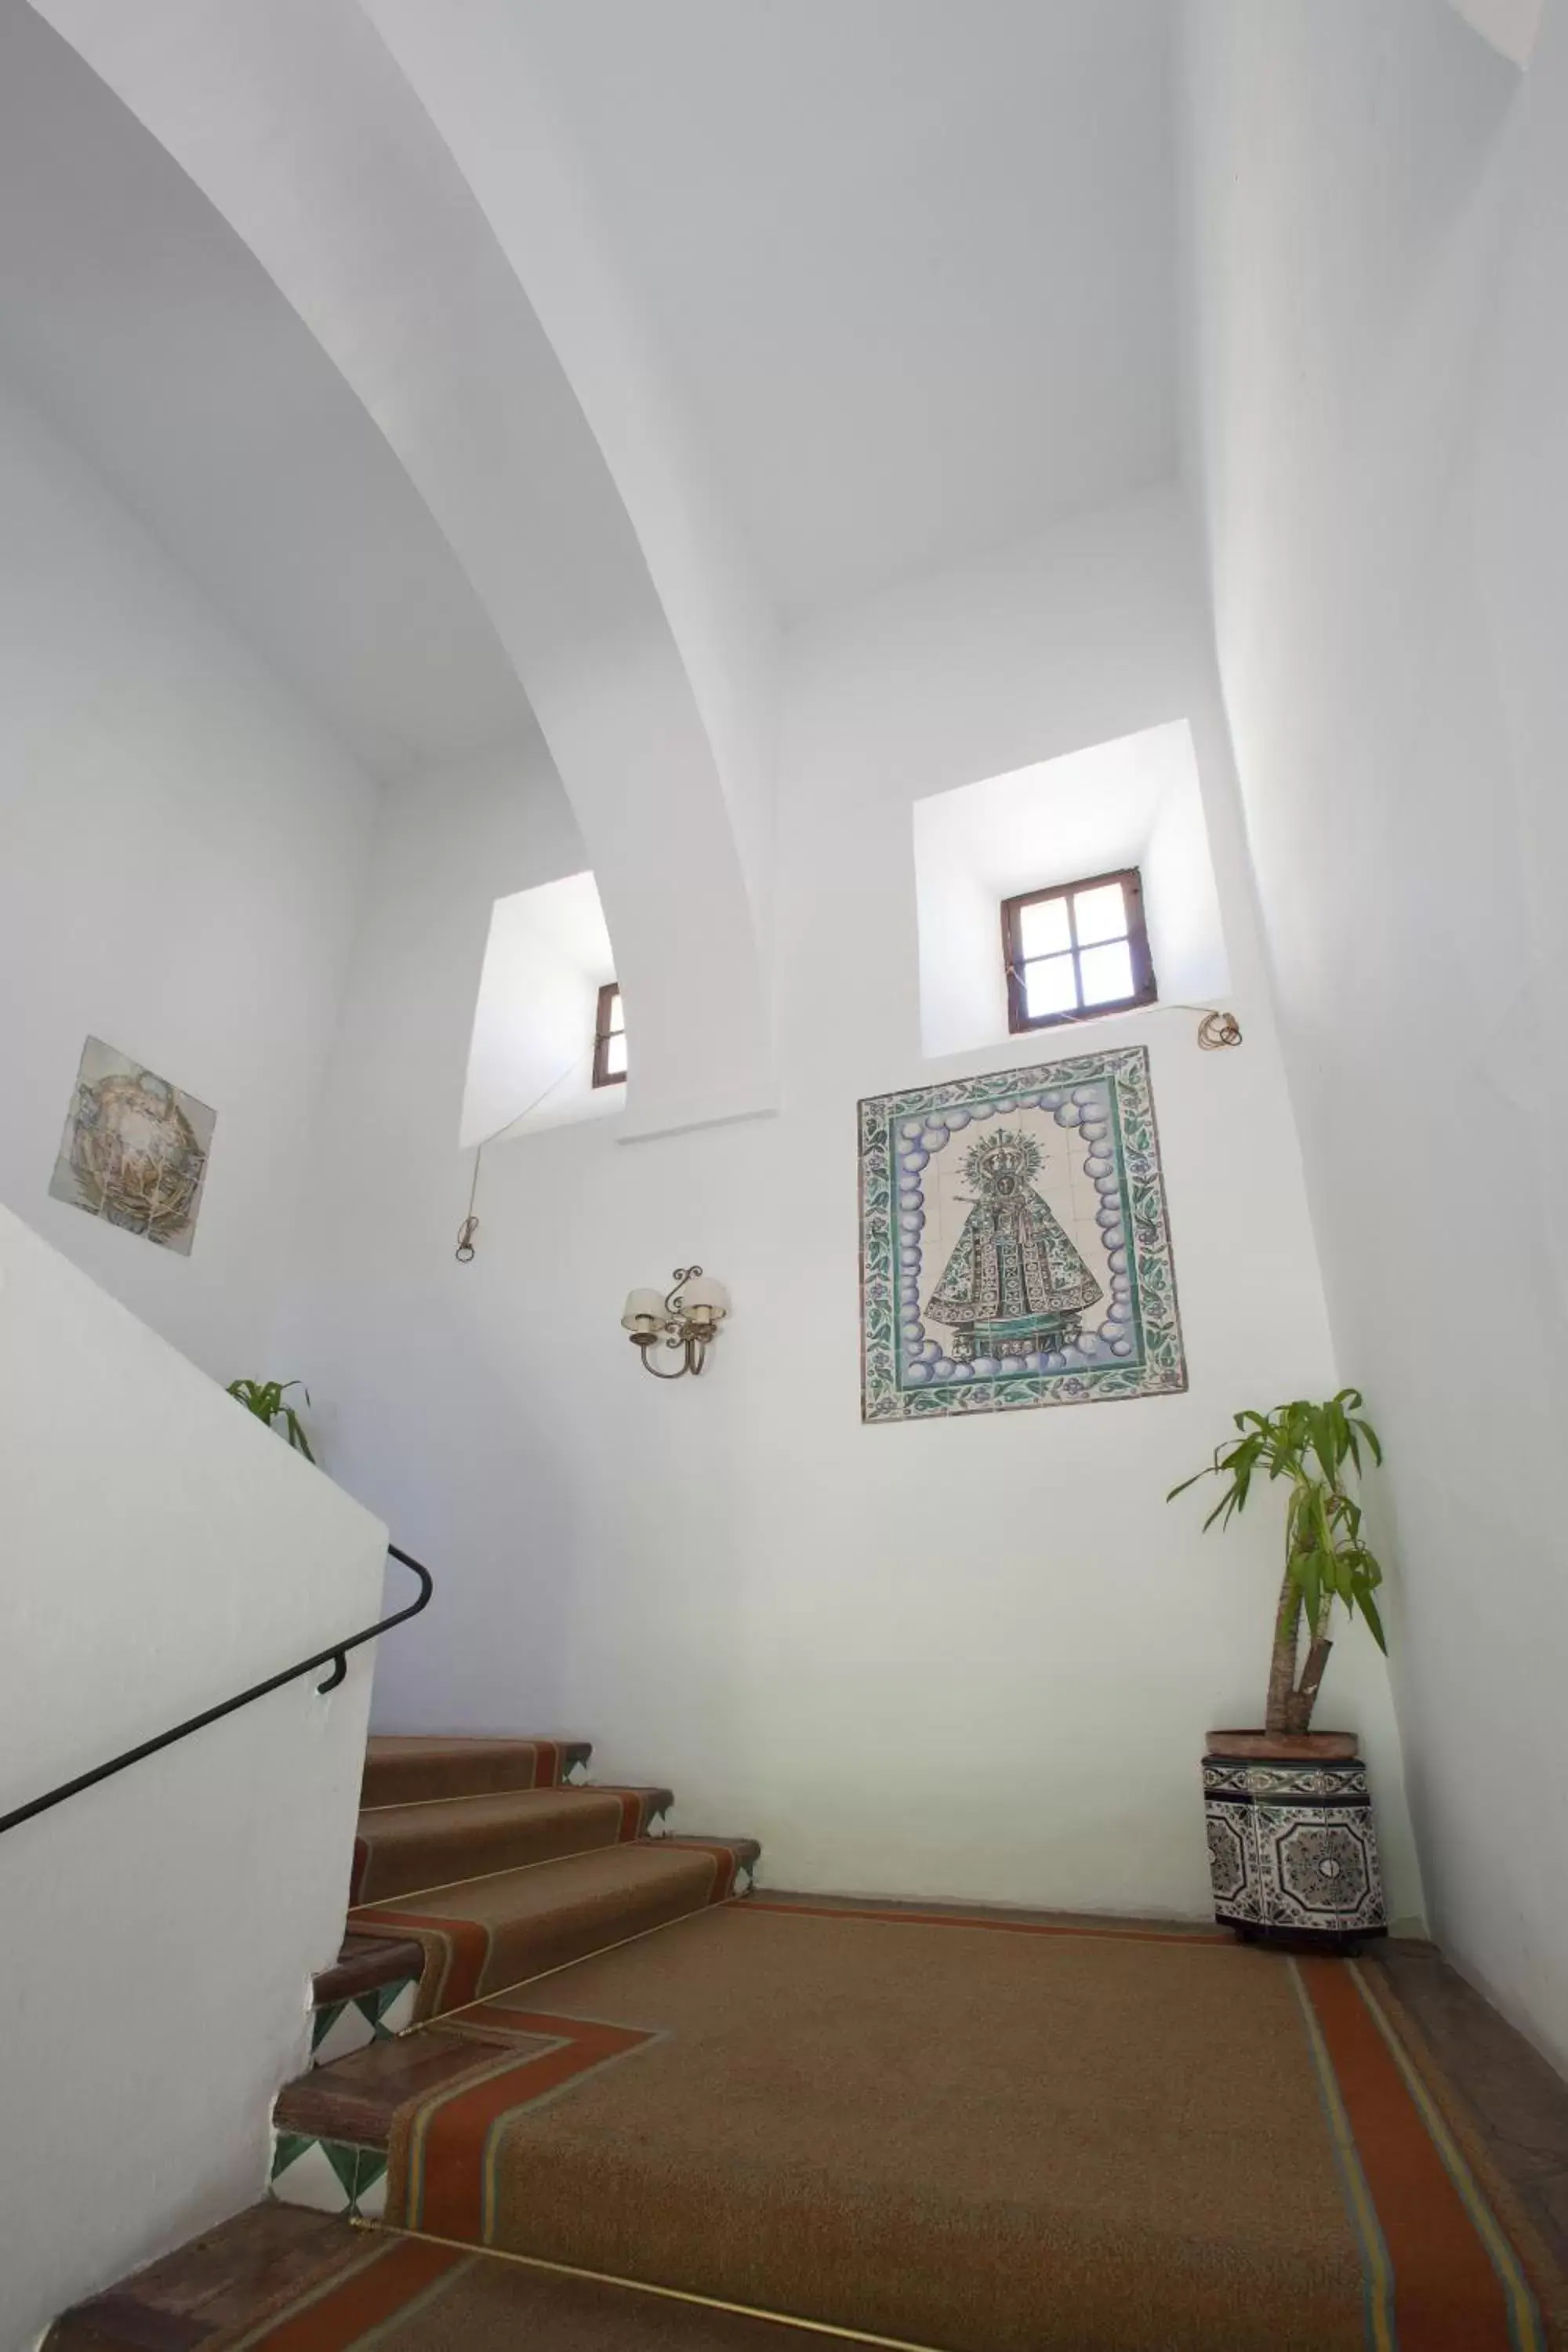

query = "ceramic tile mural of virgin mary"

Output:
[[858, 1044, 1185, 1421]]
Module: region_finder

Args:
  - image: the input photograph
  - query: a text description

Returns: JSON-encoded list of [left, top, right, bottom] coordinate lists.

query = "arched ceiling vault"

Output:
[[33, 0, 775, 1136]]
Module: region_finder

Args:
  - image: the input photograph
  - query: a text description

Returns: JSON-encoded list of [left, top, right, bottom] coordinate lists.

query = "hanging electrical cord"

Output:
[[455, 1045, 595, 1262]]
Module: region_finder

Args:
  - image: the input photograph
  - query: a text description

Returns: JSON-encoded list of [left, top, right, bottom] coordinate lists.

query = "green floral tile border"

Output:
[[858, 1043, 1187, 1421]]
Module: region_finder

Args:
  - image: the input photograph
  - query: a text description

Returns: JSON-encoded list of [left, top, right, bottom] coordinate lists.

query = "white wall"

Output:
[[1182, 0, 1568, 2066], [0, 1207, 387, 2352], [0, 368, 378, 1381], [362, 0, 782, 968], [281, 482, 1422, 1933]]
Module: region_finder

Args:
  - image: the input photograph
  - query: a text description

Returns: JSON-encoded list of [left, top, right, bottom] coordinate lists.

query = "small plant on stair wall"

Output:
[[227, 1377, 317, 1462], [1169, 1389, 1387, 1734]]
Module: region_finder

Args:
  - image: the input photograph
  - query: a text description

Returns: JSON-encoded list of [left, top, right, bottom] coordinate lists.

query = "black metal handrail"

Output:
[[0, 1542, 433, 1841]]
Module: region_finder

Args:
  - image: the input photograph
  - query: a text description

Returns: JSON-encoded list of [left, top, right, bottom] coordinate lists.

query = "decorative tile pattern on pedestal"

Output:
[[1203, 1755, 1385, 1940], [858, 1045, 1185, 1421]]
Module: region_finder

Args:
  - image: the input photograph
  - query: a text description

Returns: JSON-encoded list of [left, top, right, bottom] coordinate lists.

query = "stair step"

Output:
[[44, 2205, 355, 2350], [350, 1784, 673, 1904], [274, 1836, 756, 2220], [307, 1933, 427, 2070], [342, 1833, 756, 2024], [45, 2201, 808, 2347], [277, 2020, 517, 2150], [313, 1933, 426, 2008], [361, 1733, 590, 1809]]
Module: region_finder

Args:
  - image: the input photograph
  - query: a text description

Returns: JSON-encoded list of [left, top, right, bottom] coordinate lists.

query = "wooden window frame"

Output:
[[1001, 866, 1156, 1034], [592, 980, 626, 1088]]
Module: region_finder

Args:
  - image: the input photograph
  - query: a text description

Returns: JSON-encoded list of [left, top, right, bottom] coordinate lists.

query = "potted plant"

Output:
[[227, 1377, 317, 1462], [1169, 1389, 1388, 1949]]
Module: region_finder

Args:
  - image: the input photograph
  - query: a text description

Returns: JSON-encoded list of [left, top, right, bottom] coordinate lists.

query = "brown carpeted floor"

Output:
[[377, 1901, 1563, 2352]]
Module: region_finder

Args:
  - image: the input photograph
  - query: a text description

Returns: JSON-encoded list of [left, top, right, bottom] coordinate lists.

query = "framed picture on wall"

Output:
[[49, 1036, 215, 1257], [858, 1043, 1186, 1421]]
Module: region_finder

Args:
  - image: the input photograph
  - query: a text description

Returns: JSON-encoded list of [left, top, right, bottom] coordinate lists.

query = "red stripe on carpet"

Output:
[[243, 2236, 463, 2349], [1300, 1958, 1522, 2350], [746, 1899, 1228, 1946], [660, 1841, 738, 1900], [533, 1739, 561, 1788], [409, 2011, 659, 2241], [354, 1908, 490, 2012]]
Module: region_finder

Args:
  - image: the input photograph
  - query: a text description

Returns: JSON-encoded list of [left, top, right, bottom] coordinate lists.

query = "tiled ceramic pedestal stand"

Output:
[[1203, 1730, 1387, 1952]]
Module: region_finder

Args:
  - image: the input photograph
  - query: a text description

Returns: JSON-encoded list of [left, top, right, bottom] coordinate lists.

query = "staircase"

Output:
[[49, 1730, 762, 2347]]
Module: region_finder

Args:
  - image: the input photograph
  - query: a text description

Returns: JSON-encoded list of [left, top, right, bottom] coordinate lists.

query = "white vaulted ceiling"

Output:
[[18, 0, 1181, 1128], [0, 4, 532, 779], [514, 0, 1178, 622]]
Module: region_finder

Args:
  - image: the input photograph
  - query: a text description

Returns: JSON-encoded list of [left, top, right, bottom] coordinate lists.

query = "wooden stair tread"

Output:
[[313, 1932, 427, 2009], [45, 2204, 354, 2350], [276, 2023, 524, 2144], [47, 2204, 811, 2348]]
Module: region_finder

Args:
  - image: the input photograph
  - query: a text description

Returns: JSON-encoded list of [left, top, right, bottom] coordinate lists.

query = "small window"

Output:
[[1001, 868, 1156, 1033], [592, 981, 626, 1087]]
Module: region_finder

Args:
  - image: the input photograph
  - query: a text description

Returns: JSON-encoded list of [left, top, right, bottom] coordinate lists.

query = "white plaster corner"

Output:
[[616, 1080, 780, 1145], [1446, 0, 1542, 67]]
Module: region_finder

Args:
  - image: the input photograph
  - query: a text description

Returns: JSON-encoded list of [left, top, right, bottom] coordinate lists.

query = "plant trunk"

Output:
[[1285, 1635, 1333, 1734], [1265, 1565, 1302, 1735]]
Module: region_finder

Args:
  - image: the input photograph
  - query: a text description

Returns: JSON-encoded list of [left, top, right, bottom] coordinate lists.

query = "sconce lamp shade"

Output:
[[681, 1276, 730, 1320], [621, 1288, 667, 1329]]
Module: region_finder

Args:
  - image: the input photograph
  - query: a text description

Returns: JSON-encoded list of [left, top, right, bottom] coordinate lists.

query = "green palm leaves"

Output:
[[226, 1377, 316, 1463], [1171, 1390, 1387, 1733]]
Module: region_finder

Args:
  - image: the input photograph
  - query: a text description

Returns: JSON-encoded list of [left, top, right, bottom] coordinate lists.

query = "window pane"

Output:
[[1016, 895, 1071, 959], [1072, 880, 1129, 946], [604, 1029, 627, 1076], [1025, 953, 1079, 1020], [1079, 939, 1135, 1006], [607, 990, 624, 1035]]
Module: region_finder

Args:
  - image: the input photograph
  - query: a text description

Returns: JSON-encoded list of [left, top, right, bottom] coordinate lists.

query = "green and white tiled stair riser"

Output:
[[309, 1975, 418, 2069], [270, 2133, 388, 2221]]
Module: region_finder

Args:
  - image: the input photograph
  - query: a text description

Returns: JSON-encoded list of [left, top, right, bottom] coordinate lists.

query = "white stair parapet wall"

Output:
[[0, 1205, 387, 2352]]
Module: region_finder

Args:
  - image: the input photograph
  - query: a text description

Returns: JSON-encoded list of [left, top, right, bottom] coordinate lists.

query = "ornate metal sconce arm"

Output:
[[623, 1264, 724, 1381]]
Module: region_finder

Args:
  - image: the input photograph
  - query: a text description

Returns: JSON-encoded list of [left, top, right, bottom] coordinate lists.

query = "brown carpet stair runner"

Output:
[[350, 1782, 676, 1903], [360, 1734, 592, 1808], [270, 1731, 758, 2212], [330, 1735, 756, 2031]]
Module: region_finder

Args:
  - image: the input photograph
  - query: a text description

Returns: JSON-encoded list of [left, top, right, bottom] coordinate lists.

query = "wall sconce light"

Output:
[[621, 1265, 730, 1380]]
